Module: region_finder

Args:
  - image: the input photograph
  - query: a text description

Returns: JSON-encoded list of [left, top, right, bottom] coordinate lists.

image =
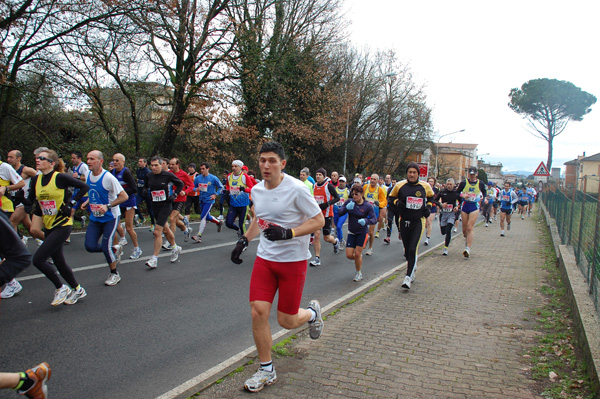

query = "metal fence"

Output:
[[541, 176, 600, 310]]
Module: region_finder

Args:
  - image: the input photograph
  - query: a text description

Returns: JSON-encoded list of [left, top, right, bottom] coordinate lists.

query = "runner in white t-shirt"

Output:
[[230, 141, 325, 393]]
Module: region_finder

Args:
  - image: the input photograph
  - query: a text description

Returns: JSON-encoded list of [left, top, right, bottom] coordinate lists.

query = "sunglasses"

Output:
[[36, 156, 50, 162]]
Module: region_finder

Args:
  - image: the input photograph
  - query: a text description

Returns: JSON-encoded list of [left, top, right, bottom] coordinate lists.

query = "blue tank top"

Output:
[[87, 171, 115, 222], [112, 167, 136, 208]]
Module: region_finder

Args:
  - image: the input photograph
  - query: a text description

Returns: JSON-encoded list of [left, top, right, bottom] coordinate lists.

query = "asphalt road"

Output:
[[0, 216, 470, 399]]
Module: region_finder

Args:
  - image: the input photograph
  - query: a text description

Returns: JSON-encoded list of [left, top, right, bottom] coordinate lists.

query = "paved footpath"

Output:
[[198, 215, 547, 398]]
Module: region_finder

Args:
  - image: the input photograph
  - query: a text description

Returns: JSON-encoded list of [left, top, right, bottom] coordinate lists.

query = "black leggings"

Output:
[[0, 212, 32, 285], [33, 225, 79, 289], [400, 217, 425, 277], [440, 223, 453, 247], [386, 209, 400, 238]]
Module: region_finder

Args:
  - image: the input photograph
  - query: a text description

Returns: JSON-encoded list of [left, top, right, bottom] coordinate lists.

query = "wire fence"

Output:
[[541, 175, 600, 311]]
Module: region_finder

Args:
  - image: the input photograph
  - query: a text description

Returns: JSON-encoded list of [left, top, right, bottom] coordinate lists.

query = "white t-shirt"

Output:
[[0, 162, 23, 185], [73, 162, 90, 179], [252, 174, 321, 262], [87, 169, 124, 219]]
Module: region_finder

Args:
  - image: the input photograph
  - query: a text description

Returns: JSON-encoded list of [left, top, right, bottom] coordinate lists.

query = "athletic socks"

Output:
[[308, 307, 317, 323], [260, 361, 274, 372]]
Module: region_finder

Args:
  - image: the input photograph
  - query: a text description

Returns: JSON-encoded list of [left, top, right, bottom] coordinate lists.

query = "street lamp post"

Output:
[[434, 129, 465, 179]]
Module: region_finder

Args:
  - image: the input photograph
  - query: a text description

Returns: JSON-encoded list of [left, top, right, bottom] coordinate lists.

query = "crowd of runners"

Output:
[[0, 143, 537, 396]]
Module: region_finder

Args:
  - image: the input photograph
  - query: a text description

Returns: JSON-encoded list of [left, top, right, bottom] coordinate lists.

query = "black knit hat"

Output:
[[316, 167, 327, 176], [406, 162, 419, 173]]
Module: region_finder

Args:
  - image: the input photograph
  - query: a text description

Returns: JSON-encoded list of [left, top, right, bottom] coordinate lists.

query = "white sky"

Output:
[[344, 0, 600, 172]]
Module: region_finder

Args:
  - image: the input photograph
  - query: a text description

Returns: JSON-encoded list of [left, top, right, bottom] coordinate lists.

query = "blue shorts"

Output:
[[517, 200, 528, 207], [461, 201, 480, 214], [346, 232, 369, 249]]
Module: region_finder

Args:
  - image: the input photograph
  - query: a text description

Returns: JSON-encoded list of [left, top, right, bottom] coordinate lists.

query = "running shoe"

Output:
[[463, 247, 470, 258], [64, 286, 87, 305], [401, 275, 411, 289], [333, 238, 340, 254], [383, 237, 390, 244], [485, 222, 488, 227], [18, 362, 51, 399], [170, 245, 182, 262], [81, 215, 87, 228], [50, 285, 71, 306], [244, 368, 277, 392], [424, 237, 429, 245], [191, 234, 202, 243], [1, 279, 23, 298], [133, 214, 140, 226], [112, 244, 123, 265], [339, 239, 345, 247], [0, 278, 23, 299], [217, 220, 223, 232], [130, 247, 142, 259], [120, 222, 126, 231], [184, 227, 191, 242], [507, 222, 511, 231], [183, 216, 190, 229], [118, 236, 128, 246], [162, 242, 172, 251], [149, 225, 155, 232], [308, 299, 323, 339], [521, 215, 524, 220], [500, 231, 505, 237], [36, 238, 44, 246], [365, 248, 373, 256], [309, 256, 321, 267], [145, 257, 157, 269], [452, 227, 458, 233], [493, 215, 497, 221], [353, 271, 363, 282], [104, 272, 121, 286], [21, 235, 29, 245], [374, 231, 379, 238], [442, 247, 448, 256], [218, 214, 224, 221]]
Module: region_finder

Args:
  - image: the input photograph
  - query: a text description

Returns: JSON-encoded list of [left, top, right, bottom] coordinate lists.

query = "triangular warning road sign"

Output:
[[533, 161, 550, 176]]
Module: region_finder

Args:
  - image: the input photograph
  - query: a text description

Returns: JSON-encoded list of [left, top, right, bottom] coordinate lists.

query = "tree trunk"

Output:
[[547, 134, 553, 172]]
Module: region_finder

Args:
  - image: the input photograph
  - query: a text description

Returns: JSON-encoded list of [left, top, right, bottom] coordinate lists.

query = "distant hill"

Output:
[[504, 170, 533, 177]]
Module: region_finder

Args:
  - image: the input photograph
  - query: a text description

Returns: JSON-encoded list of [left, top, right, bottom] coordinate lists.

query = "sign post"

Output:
[[533, 161, 550, 186], [417, 163, 429, 181]]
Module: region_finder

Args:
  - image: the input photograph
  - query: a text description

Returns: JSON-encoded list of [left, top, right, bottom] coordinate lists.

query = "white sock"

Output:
[[260, 361, 274, 372], [308, 308, 317, 322]]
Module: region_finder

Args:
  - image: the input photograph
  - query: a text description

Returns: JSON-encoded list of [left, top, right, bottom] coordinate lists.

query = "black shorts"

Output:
[[153, 202, 173, 227], [172, 201, 185, 213], [322, 216, 333, 236], [517, 200, 528, 207], [501, 208, 513, 215]]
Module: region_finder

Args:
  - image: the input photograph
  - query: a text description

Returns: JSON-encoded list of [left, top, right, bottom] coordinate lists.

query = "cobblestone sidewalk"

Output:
[[198, 215, 546, 398]]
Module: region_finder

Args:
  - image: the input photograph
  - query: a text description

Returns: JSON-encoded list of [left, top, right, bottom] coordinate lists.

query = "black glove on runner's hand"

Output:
[[318, 202, 328, 210], [231, 236, 249, 264], [263, 225, 294, 241]]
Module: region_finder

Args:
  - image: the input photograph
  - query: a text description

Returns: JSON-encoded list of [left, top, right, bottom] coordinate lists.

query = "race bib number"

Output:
[[39, 200, 58, 216], [336, 200, 345, 206], [90, 203, 105, 218], [406, 197, 422, 210], [151, 190, 167, 202], [442, 203, 454, 213], [314, 195, 325, 204], [197, 183, 208, 192], [501, 195, 510, 202], [466, 193, 478, 202], [229, 186, 240, 195]]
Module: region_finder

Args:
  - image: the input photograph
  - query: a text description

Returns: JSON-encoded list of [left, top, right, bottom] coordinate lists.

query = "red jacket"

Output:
[[173, 169, 194, 202]]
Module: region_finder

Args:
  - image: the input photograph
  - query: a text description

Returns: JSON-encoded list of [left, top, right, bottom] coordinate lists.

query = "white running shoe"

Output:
[[1, 279, 23, 298], [365, 248, 373, 256], [218, 214, 224, 221], [183, 216, 190, 229], [162, 242, 172, 251], [130, 247, 142, 259], [104, 272, 121, 286], [244, 368, 277, 392], [112, 244, 123, 265], [309, 256, 321, 267], [500, 230, 505, 237], [184, 227, 191, 242], [353, 271, 363, 282], [51, 285, 71, 306], [170, 245, 182, 263], [424, 237, 429, 245], [118, 236, 128, 246], [485, 222, 489, 227], [145, 257, 158, 269], [463, 247, 470, 258], [333, 238, 340, 254], [401, 275, 411, 289], [442, 247, 448, 256], [64, 286, 87, 305], [308, 299, 324, 339], [452, 227, 458, 233]]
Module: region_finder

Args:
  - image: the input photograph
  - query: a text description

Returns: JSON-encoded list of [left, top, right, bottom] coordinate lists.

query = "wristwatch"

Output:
[[106, 203, 112, 209]]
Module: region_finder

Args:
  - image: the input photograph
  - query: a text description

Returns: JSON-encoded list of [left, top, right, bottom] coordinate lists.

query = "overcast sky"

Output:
[[343, 0, 600, 172]]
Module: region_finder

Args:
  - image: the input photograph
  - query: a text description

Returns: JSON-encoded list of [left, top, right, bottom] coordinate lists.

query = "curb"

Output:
[[540, 202, 600, 393]]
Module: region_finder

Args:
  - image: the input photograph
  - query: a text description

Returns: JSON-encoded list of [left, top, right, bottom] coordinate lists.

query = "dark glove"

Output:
[[423, 206, 431, 219], [394, 198, 405, 208], [59, 200, 77, 218], [168, 193, 178, 202], [231, 236, 249, 264], [374, 201, 380, 208], [318, 202, 328, 210], [263, 225, 294, 241]]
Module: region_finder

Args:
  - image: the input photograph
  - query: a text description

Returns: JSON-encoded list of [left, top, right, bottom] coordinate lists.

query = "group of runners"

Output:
[[0, 142, 537, 396]]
